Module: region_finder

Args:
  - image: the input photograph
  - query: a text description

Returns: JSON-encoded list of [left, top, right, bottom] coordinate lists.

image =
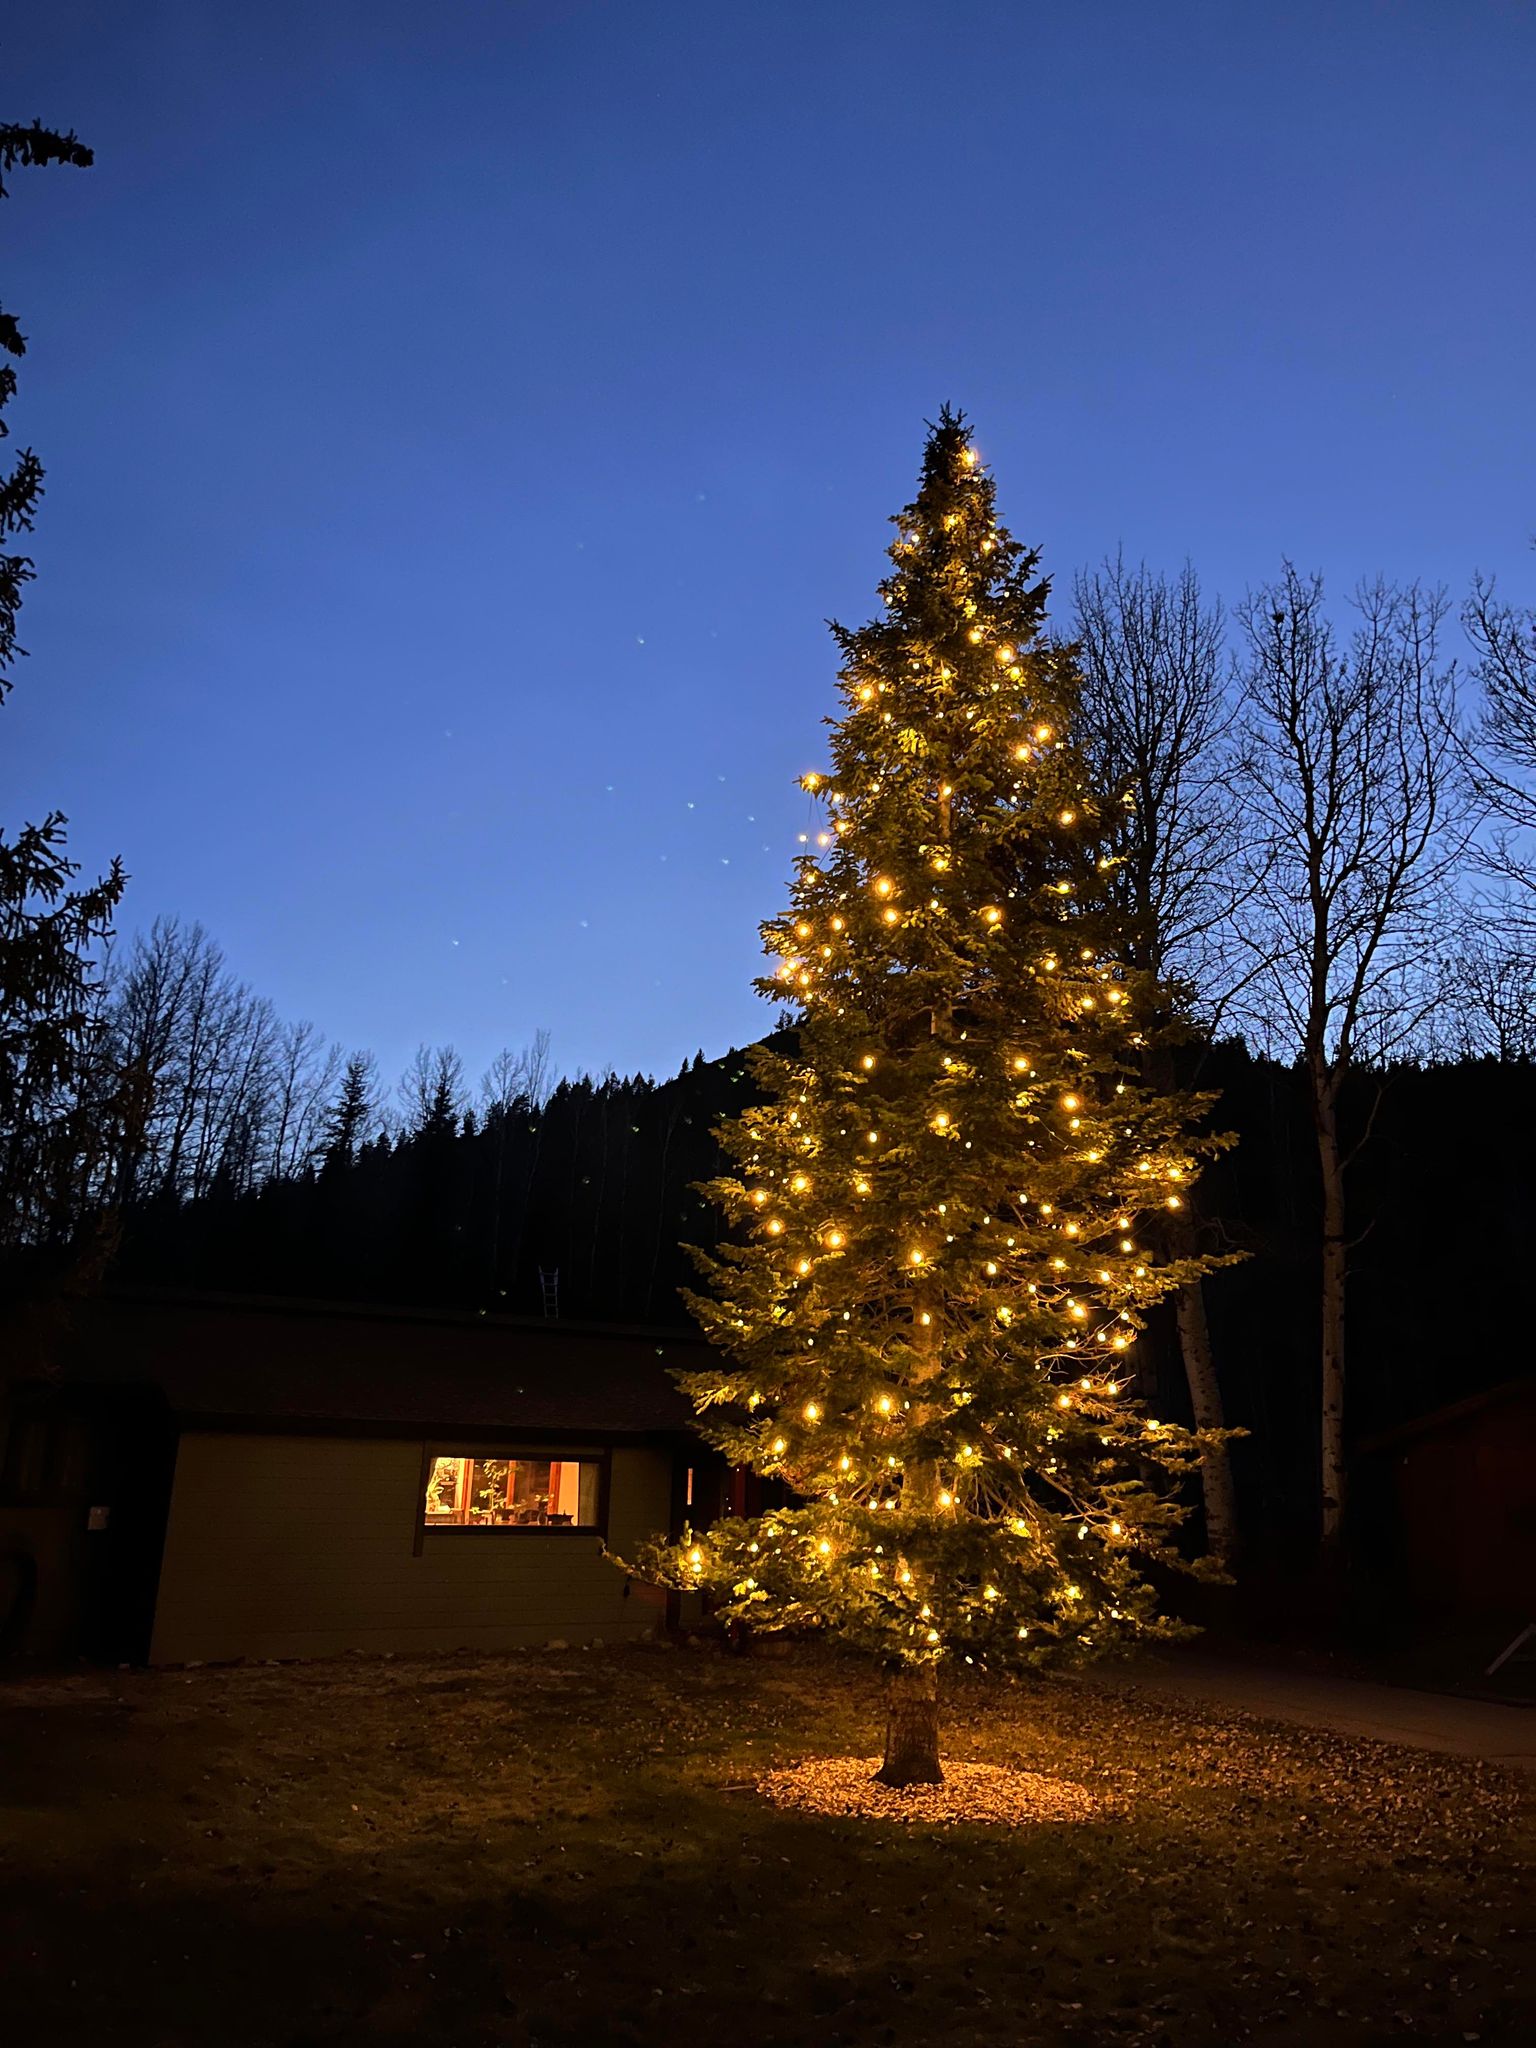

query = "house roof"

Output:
[[47, 1290, 707, 1439], [1358, 1376, 1536, 1456]]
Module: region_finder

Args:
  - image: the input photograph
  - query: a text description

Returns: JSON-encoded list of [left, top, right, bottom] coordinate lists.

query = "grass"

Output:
[[2, 1643, 1530, 2046]]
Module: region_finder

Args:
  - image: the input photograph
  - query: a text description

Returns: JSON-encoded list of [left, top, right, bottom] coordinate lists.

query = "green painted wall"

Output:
[[149, 1432, 673, 1663]]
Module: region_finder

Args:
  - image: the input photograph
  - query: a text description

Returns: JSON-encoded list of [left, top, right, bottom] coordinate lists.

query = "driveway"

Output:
[[1129, 1655, 1536, 1769]]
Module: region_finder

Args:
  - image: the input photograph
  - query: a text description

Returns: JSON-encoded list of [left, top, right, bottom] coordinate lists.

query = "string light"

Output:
[[665, 412, 1211, 1695]]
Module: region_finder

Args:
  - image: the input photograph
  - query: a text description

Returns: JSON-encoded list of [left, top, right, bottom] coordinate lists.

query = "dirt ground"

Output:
[[2, 1643, 1530, 2046]]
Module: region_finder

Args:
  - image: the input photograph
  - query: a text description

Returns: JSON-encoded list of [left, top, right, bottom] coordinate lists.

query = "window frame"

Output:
[[413, 1442, 612, 1553]]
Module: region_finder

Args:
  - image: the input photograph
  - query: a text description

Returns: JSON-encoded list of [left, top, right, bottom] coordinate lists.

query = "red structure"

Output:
[[1361, 1379, 1536, 1617]]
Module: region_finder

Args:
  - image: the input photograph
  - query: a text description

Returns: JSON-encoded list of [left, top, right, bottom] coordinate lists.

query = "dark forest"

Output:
[[106, 1035, 1531, 1562]]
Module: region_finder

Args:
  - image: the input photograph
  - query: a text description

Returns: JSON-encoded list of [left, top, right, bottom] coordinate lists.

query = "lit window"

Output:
[[422, 1454, 601, 1530]]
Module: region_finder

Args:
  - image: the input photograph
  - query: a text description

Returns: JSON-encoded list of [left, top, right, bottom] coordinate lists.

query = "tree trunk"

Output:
[[1143, 1043, 1238, 1568], [1173, 1275, 1239, 1566], [1314, 1077, 1348, 1553], [874, 1664, 943, 1787]]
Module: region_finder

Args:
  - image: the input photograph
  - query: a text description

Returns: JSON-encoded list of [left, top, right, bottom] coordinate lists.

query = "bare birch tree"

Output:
[[266, 1019, 343, 1180], [1234, 566, 1463, 1555], [399, 1044, 466, 1137], [1464, 556, 1536, 919], [1431, 931, 1536, 1061], [480, 1030, 554, 1116], [1072, 556, 1247, 1562], [105, 919, 340, 1202]]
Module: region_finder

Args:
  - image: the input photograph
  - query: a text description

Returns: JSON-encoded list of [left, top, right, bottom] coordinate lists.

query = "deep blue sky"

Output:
[[5, 1, 1533, 1088]]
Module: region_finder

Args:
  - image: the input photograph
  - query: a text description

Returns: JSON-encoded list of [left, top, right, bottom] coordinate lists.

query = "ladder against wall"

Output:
[[1486, 1621, 1536, 1678], [538, 1267, 560, 1319]]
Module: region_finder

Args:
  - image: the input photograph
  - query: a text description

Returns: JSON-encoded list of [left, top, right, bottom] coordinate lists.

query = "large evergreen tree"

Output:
[[1, 121, 128, 1284], [642, 411, 1228, 1783]]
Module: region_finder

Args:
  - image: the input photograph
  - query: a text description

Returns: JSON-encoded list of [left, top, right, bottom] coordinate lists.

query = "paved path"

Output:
[[1128, 1658, 1536, 1770]]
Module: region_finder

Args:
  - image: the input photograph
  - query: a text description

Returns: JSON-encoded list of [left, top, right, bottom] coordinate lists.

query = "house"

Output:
[[1357, 1377, 1536, 1618], [0, 1291, 724, 1666]]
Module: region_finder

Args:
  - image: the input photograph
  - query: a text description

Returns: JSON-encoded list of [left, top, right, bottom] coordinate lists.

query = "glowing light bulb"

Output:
[[826, 1229, 845, 1249], [766, 1218, 783, 1235], [873, 876, 893, 897], [861, 1053, 875, 1069], [1034, 724, 1053, 742], [771, 1437, 786, 1454], [1059, 809, 1076, 825], [1061, 1094, 1080, 1111], [804, 1402, 821, 1422]]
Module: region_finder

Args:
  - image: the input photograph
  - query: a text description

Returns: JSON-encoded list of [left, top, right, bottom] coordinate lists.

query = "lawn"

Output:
[[2, 1644, 1529, 2046]]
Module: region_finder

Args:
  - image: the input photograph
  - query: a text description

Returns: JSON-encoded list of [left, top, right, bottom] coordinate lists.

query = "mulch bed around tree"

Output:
[[759, 1755, 1100, 1825]]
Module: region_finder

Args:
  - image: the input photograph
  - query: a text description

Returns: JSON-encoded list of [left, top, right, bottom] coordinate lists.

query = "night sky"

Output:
[[5, 1, 1533, 1088]]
